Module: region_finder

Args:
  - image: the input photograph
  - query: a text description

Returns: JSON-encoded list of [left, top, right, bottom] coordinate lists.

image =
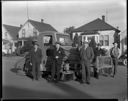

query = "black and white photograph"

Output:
[[2, 0, 127, 100]]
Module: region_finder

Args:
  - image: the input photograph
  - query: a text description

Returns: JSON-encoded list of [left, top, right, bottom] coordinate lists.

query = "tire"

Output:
[[123, 59, 127, 66]]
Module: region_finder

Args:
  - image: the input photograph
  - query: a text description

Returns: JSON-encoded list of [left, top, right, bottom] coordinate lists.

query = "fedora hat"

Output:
[[83, 41, 88, 44], [97, 43, 101, 46], [113, 42, 118, 44]]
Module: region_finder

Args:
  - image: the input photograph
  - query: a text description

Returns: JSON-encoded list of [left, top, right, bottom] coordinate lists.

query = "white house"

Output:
[[73, 15, 120, 51], [18, 19, 57, 46], [2, 24, 20, 53]]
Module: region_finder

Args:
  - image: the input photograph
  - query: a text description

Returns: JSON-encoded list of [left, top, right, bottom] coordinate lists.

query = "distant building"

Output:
[[18, 19, 57, 46], [2, 24, 20, 53], [119, 29, 127, 55], [73, 15, 120, 50]]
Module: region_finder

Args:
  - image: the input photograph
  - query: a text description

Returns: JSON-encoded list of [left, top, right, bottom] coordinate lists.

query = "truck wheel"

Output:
[[123, 59, 127, 66]]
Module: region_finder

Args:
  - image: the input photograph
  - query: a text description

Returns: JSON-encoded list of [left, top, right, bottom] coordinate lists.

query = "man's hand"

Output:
[[55, 56, 59, 59], [30, 63, 32, 65]]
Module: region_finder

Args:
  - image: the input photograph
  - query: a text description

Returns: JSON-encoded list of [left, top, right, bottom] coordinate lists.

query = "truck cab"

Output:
[[36, 31, 73, 66]]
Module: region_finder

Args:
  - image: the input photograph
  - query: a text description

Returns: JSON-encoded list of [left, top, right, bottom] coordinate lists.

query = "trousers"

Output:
[[51, 60, 62, 81], [81, 61, 91, 82], [112, 57, 118, 75], [32, 61, 41, 80]]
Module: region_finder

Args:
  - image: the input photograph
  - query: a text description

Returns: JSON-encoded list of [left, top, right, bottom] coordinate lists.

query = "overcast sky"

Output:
[[2, 0, 126, 32]]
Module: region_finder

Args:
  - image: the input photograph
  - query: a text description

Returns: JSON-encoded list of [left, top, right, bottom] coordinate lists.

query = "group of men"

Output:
[[28, 40, 120, 84]]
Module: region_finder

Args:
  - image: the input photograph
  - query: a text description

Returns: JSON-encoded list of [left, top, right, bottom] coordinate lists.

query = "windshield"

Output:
[[56, 34, 72, 46]]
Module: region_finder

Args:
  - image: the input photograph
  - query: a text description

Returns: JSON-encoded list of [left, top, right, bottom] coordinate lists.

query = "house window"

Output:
[[5, 32, 8, 39], [33, 28, 37, 36], [22, 29, 25, 37], [104, 35, 109, 46], [99, 35, 104, 46], [96, 36, 98, 43]]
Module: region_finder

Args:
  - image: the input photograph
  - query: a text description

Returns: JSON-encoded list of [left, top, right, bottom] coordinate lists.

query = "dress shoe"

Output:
[[96, 75, 99, 79], [111, 75, 115, 78], [80, 80, 86, 84], [86, 82, 90, 85]]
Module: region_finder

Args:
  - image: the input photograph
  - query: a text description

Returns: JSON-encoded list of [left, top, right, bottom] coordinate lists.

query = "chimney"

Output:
[[20, 24, 22, 28], [102, 15, 105, 22], [41, 19, 44, 23]]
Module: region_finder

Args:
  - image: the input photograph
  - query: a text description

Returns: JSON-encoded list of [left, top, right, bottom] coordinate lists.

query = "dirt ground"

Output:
[[2, 56, 127, 100]]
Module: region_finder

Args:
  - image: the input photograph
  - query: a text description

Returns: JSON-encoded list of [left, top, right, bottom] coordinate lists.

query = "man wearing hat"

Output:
[[50, 41, 65, 82], [80, 41, 94, 84], [110, 42, 121, 77], [30, 41, 43, 80]]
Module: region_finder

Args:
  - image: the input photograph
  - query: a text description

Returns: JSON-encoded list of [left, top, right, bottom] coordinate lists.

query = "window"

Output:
[[99, 35, 104, 46], [96, 36, 98, 43], [43, 35, 52, 46], [33, 28, 37, 36], [104, 35, 109, 46], [56, 34, 72, 46], [22, 29, 25, 37]]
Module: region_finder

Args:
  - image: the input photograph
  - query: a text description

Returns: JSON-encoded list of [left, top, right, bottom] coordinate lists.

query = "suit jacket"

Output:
[[80, 46, 94, 63], [30, 47, 43, 64], [110, 47, 120, 58], [53, 47, 65, 64]]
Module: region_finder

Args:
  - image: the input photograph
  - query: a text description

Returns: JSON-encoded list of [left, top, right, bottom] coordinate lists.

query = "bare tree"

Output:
[[64, 26, 75, 40]]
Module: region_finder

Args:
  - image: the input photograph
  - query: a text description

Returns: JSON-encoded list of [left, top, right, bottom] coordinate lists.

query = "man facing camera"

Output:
[[51, 42, 65, 83], [80, 41, 94, 84], [30, 41, 42, 81]]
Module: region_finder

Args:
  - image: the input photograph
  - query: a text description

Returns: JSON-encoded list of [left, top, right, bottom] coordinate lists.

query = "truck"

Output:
[[16, 31, 81, 77], [36, 31, 77, 68]]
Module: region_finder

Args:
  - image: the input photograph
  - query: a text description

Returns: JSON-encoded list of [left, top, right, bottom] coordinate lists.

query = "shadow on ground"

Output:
[[3, 85, 94, 99], [10, 68, 21, 74], [50, 82, 94, 99]]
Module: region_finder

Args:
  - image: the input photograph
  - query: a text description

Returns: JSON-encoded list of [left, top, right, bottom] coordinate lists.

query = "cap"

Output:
[[55, 41, 61, 45], [34, 42, 39, 46]]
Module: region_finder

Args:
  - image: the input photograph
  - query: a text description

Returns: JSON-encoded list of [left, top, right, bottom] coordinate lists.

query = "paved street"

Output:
[[2, 56, 127, 100]]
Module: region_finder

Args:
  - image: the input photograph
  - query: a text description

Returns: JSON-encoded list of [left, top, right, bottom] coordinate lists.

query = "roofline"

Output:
[[73, 18, 120, 32], [18, 20, 29, 33], [3, 24, 20, 28]]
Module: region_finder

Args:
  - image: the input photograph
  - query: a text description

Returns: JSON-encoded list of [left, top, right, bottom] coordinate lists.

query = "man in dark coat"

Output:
[[80, 41, 94, 84], [51, 42, 65, 82], [30, 41, 43, 80], [93, 43, 104, 79]]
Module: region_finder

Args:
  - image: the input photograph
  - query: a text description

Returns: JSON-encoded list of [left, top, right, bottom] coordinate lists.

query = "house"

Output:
[[119, 29, 127, 55], [73, 15, 120, 50], [18, 19, 57, 46], [2, 24, 20, 53]]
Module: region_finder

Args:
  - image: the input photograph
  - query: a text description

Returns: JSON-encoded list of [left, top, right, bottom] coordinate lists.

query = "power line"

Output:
[[26, 1, 29, 28], [106, 9, 108, 22], [27, 1, 29, 20]]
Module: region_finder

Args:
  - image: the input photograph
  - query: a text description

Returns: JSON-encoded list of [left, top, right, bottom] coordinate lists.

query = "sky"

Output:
[[2, 0, 126, 32]]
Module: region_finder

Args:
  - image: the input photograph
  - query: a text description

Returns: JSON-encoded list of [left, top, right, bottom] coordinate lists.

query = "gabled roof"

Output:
[[28, 19, 57, 32], [3, 24, 20, 40], [74, 18, 120, 33]]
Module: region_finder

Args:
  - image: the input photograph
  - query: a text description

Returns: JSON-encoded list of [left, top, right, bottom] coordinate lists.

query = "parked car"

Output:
[[119, 50, 127, 66]]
